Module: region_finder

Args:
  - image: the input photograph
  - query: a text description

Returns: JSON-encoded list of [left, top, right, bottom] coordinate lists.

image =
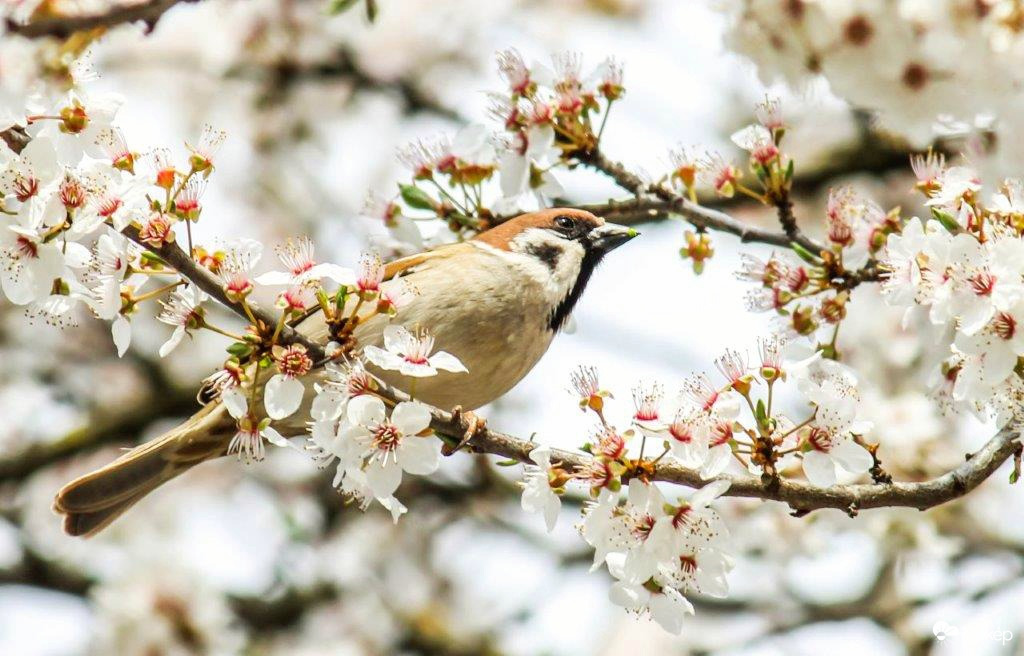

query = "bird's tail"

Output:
[[53, 402, 234, 537]]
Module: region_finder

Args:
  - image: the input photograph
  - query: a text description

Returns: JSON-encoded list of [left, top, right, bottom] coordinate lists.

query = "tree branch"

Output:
[[5, 0, 195, 39], [226, 47, 461, 122], [433, 406, 1021, 516], [574, 148, 827, 253], [121, 225, 328, 362], [0, 125, 993, 516], [121, 200, 1007, 518]]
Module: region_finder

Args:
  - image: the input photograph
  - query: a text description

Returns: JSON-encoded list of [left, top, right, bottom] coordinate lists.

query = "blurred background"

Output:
[[1, 0, 1023, 654]]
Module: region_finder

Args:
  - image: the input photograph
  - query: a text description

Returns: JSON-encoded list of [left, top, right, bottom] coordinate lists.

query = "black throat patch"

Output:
[[525, 241, 563, 273], [548, 247, 602, 331]]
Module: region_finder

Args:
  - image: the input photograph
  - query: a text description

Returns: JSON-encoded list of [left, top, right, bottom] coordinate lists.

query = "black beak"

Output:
[[586, 223, 638, 253]]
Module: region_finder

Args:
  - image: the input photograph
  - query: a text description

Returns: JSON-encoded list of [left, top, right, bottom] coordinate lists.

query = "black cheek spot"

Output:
[[525, 242, 562, 273]]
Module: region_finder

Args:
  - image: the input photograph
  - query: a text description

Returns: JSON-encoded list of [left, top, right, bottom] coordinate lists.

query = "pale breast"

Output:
[[297, 245, 557, 410]]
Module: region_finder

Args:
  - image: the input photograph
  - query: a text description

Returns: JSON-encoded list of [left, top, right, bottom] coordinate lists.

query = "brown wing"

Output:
[[382, 241, 475, 280], [296, 242, 474, 343]]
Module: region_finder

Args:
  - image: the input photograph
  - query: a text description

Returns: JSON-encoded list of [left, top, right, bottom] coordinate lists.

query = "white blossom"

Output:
[[364, 325, 467, 378]]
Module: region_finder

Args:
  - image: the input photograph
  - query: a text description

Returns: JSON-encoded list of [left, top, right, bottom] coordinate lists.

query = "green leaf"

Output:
[[227, 342, 253, 357], [140, 251, 168, 267], [399, 183, 434, 210], [326, 0, 358, 15], [755, 398, 767, 426], [930, 207, 961, 233], [790, 240, 822, 264], [365, 0, 378, 21], [784, 157, 794, 182]]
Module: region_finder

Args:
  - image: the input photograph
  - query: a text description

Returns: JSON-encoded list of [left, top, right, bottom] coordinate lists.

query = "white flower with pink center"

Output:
[[94, 126, 135, 173], [378, 278, 416, 314], [276, 285, 313, 314], [729, 124, 778, 166], [910, 151, 944, 189], [714, 348, 751, 390], [801, 427, 873, 487], [951, 308, 1024, 403], [356, 252, 385, 294], [157, 285, 207, 357], [0, 205, 66, 306], [950, 233, 1024, 335], [498, 123, 562, 203], [631, 381, 666, 433], [364, 325, 467, 378], [0, 136, 60, 221], [339, 395, 439, 501], [311, 359, 374, 421], [496, 48, 533, 95], [666, 408, 706, 467], [924, 165, 980, 212], [217, 238, 262, 302], [225, 414, 293, 465], [362, 191, 423, 250], [608, 564, 694, 636], [698, 151, 739, 198], [265, 344, 314, 420], [81, 169, 144, 234], [520, 445, 562, 532], [185, 124, 226, 173], [29, 91, 120, 164], [255, 236, 354, 288], [700, 418, 735, 479]]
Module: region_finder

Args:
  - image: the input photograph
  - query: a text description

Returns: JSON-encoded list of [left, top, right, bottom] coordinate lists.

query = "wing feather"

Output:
[[382, 242, 473, 280]]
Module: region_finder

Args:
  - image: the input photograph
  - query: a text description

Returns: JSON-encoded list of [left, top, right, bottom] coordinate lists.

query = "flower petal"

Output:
[[803, 450, 837, 487], [366, 460, 403, 498], [253, 270, 292, 286], [262, 425, 300, 450], [111, 315, 131, 357], [392, 401, 431, 435], [222, 387, 248, 419], [382, 324, 411, 353], [397, 435, 440, 475], [158, 326, 186, 357], [429, 350, 468, 374], [831, 439, 874, 474], [689, 479, 731, 508], [265, 374, 304, 420], [308, 263, 355, 285], [346, 394, 386, 426], [364, 345, 405, 373]]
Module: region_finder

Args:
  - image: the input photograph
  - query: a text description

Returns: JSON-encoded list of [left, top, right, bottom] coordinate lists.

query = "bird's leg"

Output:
[[443, 406, 487, 456]]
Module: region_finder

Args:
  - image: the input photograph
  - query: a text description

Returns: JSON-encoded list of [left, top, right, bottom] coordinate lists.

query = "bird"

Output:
[[53, 208, 637, 536]]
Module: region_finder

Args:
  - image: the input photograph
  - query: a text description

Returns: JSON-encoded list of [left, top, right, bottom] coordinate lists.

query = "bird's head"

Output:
[[475, 208, 638, 330]]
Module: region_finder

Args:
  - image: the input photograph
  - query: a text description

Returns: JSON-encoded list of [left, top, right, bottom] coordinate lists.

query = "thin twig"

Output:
[[574, 148, 826, 253], [5, 0, 196, 39]]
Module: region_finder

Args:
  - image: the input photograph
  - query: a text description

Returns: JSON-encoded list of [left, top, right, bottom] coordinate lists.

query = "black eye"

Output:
[[554, 215, 576, 231]]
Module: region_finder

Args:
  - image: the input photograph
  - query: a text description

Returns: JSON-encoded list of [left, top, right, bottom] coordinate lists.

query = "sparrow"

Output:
[[54, 208, 636, 536]]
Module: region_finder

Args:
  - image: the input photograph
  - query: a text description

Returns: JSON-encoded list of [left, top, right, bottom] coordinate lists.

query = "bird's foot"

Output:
[[443, 406, 486, 456]]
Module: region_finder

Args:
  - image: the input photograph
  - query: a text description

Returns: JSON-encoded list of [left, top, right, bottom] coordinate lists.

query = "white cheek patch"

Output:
[[505, 228, 586, 305]]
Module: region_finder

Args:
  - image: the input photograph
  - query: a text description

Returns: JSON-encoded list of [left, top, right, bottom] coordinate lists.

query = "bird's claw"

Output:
[[443, 406, 486, 456]]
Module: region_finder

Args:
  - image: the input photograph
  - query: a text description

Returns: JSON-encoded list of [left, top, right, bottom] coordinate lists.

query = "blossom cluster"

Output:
[[305, 326, 467, 520], [0, 74, 464, 484], [518, 344, 877, 632], [735, 185, 899, 343], [880, 155, 1024, 425], [670, 95, 791, 274], [717, 0, 1024, 148], [364, 49, 624, 247]]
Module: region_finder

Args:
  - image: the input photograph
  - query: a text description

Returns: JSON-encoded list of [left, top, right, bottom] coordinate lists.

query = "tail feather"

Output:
[[54, 403, 233, 537]]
